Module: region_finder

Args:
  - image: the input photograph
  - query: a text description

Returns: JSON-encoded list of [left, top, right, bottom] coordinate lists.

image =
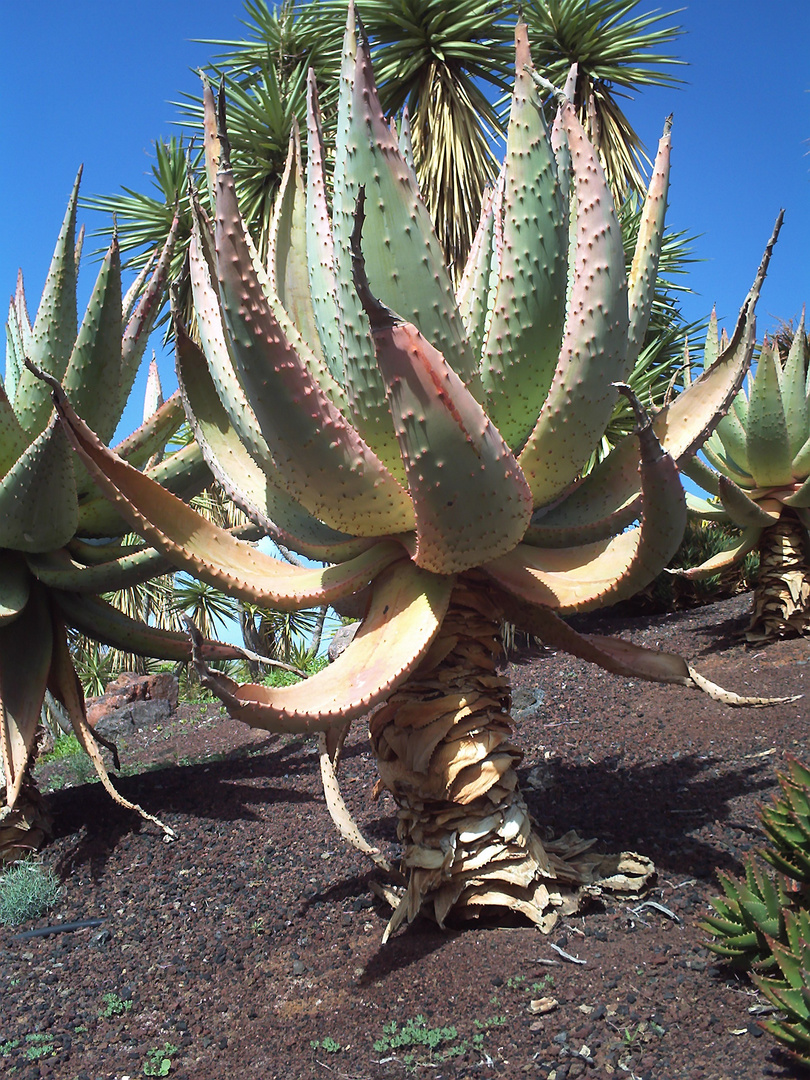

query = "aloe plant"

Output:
[[45, 7, 780, 935], [701, 759, 810, 1067], [0, 174, 241, 861], [679, 313, 810, 641]]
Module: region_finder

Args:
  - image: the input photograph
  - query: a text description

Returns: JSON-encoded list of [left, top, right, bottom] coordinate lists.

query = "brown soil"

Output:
[[3, 593, 810, 1080]]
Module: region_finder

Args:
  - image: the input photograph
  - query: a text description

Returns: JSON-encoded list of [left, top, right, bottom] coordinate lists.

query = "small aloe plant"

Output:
[[702, 758, 810, 1064], [1, 174, 241, 860], [679, 313, 810, 641], [44, 6, 783, 936]]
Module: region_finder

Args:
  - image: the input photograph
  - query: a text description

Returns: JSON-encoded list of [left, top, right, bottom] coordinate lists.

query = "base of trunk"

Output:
[[1, 774, 53, 864], [369, 576, 653, 940], [747, 513, 810, 642]]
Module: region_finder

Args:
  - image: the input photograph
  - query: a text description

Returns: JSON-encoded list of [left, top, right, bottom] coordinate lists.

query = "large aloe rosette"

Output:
[[47, 6, 781, 932]]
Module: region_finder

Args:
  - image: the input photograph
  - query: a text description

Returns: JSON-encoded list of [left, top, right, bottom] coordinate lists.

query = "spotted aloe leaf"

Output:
[[746, 343, 794, 487], [0, 553, 29, 626], [0, 418, 77, 553], [175, 317, 375, 562], [211, 164, 414, 538], [50, 380, 408, 610], [477, 23, 566, 452], [517, 84, 629, 507]]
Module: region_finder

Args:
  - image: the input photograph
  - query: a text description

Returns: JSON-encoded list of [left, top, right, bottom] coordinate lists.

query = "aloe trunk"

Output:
[[371, 575, 641, 937], [749, 510, 810, 640]]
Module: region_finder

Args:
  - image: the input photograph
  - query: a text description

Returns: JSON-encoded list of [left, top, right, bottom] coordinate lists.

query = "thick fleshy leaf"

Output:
[[12, 171, 80, 437], [670, 528, 761, 579], [524, 217, 782, 542], [118, 207, 181, 414], [175, 320, 374, 562], [0, 580, 52, 805], [713, 400, 751, 476], [76, 439, 211, 538], [781, 311, 809, 460], [747, 345, 793, 486], [112, 391, 185, 468], [518, 88, 629, 507], [0, 417, 77, 552], [52, 590, 242, 662], [0, 375, 27, 476], [52, 381, 408, 610], [331, 4, 475, 399], [25, 545, 170, 594], [189, 560, 453, 733], [783, 473, 810, 508], [368, 316, 532, 573], [478, 22, 566, 451], [268, 124, 327, 367], [718, 476, 783, 528], [456, 180, 498, 365], [497, 595, 788, 706], [305, 71, 343, 384], [0, 553, 30, 626], [61, 236, 124, 443], [212, 165, 414, 537], [485, 419, 685, 613], [627, 118, 671, 365]]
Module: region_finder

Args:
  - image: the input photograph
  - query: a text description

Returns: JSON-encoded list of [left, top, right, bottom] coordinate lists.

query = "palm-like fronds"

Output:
[[523, 0, 684, 202]]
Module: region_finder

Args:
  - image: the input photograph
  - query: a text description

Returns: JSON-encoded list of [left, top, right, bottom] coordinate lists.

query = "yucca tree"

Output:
[[46, 8, 779, 935], [89, 0, 684, 291], [522, 0, 684, 205], [679, 311, 810, 642], [0, 175, 242, 861]]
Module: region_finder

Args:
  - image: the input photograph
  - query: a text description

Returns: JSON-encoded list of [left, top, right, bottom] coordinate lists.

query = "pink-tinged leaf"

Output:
[[627, 118, 671, 364], [50, 383, 408, 610], [202, 77, 222, 197], [486, 417, 685, 613], [518, 92, 629, 506], [119, 206, 181, 412], [211, 166, 414, 537], [52, 591, 243, 663], [175, 319, 375, 562], [189, 561, 453, 734], [47, 610, 175, 839], [369, 319, 532, 574], [0, 581, 52, 806], [478, 21, 567, 452]]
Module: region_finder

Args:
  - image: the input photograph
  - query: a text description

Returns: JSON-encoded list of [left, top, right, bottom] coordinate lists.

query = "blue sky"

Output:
[[2, 1, 809, 442]]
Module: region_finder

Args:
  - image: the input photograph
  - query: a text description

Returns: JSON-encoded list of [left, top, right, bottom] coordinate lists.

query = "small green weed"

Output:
[[0, 859, 61, 926], [143, 1042, 178, 1076], [23, 1033, 55, 1061], [99, 991, 132, 1019], [371, 1013, 505, 1071], [0, 1039, 20, 1057], [310, 1037, 342, 1053], [38, 732, 82, 763]]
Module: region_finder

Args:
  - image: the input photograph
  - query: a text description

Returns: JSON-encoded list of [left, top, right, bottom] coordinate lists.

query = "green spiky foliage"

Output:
[[680, 311, 810, 641], [49, 8, 777, 937], [701, 759, 810, 1068], [0, 174, 243, 861]]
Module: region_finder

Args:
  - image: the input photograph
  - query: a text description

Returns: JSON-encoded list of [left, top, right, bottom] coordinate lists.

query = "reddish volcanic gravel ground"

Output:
[[3, 593, 809, 1080]]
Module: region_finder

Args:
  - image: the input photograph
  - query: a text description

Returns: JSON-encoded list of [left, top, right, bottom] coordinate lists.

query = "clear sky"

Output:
[[2, 1, 809, 441]]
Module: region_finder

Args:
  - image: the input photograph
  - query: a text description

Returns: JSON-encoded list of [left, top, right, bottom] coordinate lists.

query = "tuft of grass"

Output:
[[0, 859, 61, 927], [38, 732, 83, 764]]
